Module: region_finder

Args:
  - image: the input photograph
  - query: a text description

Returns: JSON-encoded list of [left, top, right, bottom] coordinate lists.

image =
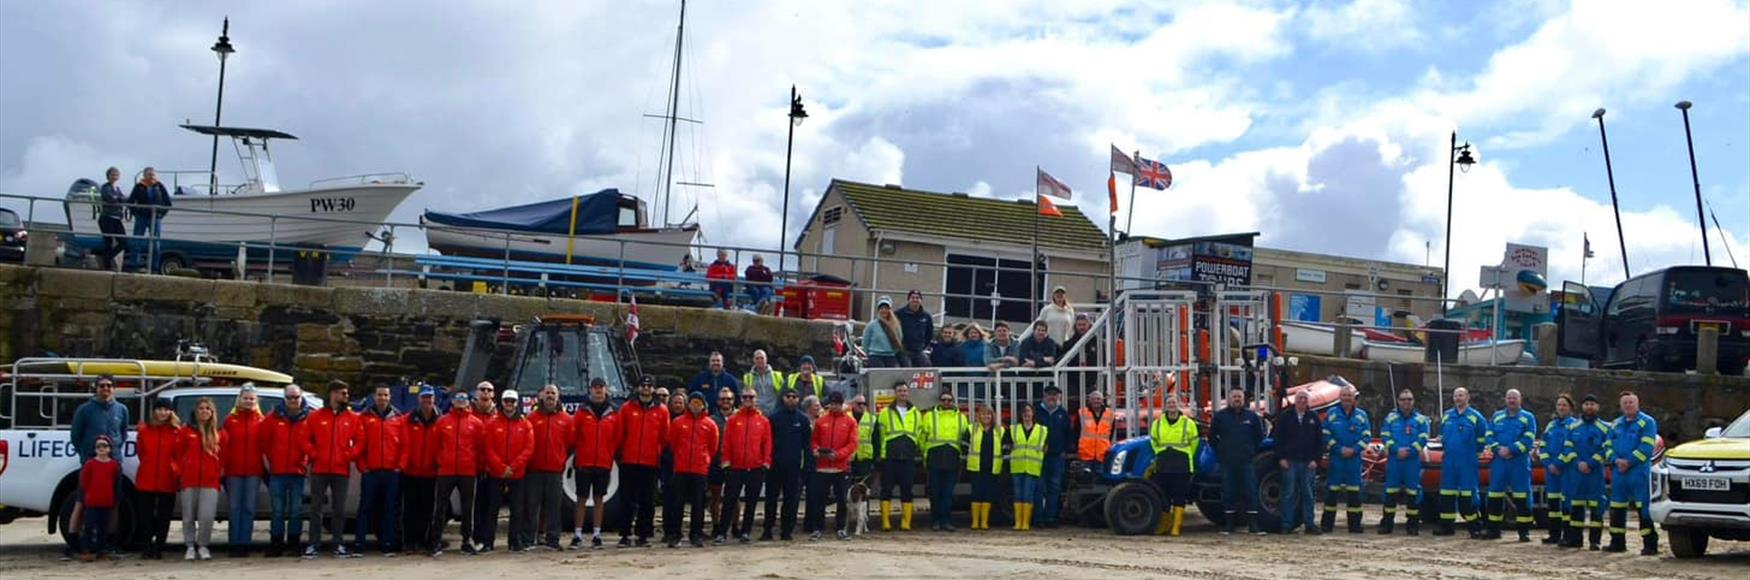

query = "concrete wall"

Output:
[[1287, 354, 1750, 443], [0, 264, 838, 391]]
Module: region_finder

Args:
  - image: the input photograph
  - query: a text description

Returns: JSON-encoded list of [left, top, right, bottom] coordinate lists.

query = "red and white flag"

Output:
[[626, 295, 641, 346], [1110, 145, 1137, 175], [1036, 167, 1072, 200]]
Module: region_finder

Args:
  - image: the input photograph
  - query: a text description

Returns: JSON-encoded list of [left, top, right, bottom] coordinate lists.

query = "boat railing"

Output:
[[135, 169, 251, 196], [309, 173, 416, 188]]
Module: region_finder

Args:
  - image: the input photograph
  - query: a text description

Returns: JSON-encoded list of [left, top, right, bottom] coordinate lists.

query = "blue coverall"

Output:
[[1321, 405, 1371, 532], [1539, 414, 1575, 542], [1438, 406, 1488, 535], [1560, 416, 1609, 547], [1381, 409, 1429, 532], [1486, 408, 1537, 536], [1605, 411, 1659, 551]]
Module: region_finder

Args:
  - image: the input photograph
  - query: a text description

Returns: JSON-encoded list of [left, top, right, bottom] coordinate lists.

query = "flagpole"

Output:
[[1124, 150, 1140, 234], [1033, 166, 1042, 321]]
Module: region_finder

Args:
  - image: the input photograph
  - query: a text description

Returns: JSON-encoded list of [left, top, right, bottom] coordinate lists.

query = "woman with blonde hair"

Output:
[[1039, 286, 1076, 344], [966, 404, 1004, 530], [958, 323, 990, 367], [861, 296, 904, 368], [177, 397, 224, 560]]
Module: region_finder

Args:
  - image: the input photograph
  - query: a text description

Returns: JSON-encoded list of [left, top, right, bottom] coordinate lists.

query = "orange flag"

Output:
[[1107, 171, 1118, 215], [1037, 194, 1063, 217]]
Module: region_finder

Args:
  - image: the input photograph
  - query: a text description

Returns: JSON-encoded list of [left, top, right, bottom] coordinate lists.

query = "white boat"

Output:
[[63, 125, 421, 259], [1281, 321, 1365, 357], [421, 190, 698, 271], [1361, 338, 1528, 365]]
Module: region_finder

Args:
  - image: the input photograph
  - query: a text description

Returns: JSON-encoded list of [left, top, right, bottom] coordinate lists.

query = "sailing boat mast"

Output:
[[659, 0, 686, 228]]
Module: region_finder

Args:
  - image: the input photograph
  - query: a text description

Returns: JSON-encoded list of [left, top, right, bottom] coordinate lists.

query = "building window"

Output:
[[821, 226, 836, 255], [1344, 282, 1361, 290], [1396, 289, 1412, 296], [822, 206, 843, 225]]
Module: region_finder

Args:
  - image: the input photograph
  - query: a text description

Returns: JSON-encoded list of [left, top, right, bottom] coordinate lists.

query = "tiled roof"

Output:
[[830, 179, 1110, 252]]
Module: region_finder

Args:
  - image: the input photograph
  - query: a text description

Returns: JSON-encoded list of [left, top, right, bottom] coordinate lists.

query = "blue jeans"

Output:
[[128, 217, 159, 272], [1221, 461, 1256, 515], [268, 475, 305, 539], [1280, 462, 1316, 532], [928, 467, 959, 526], [355, 471, 402, 552], [1012, 475, 1042, 504], [225, 476, 261, 548], [1037, 456, 1065, 525]]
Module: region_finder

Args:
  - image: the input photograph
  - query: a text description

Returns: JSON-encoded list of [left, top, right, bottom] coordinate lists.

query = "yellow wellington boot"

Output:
[[975, 503, 988, 530], [901, 503, 914, 531], [1170, 506, 1185, 537], [1156, 512, 1172, 536], [1013, 503, 1025, 530], [881, 500, 893, 532], [1024, 504, 1035, 531]]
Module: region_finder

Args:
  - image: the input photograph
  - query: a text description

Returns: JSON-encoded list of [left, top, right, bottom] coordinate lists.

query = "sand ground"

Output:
[[3, 508, 1747, 579]]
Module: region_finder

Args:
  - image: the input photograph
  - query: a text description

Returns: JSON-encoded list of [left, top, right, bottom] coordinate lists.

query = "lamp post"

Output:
[[1591, 108, 1631, 277], [208, 18, 235, 196], [1675, 100, 1711, 266], [1441, 132, 1476, 316], [779, 85, 807, 269]]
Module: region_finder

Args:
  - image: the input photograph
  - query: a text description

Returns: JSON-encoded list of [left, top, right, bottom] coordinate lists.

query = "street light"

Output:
[[1591, 108, 1631, 276], [208, 17, 236, 196], [779, 85, 808, 269], [1675, 100, 1711, 266], [1441, 132, 1476, 316]]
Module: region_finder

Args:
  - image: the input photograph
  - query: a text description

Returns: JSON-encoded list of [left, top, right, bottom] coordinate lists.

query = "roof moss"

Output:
[[831, 179, 1110, 252]]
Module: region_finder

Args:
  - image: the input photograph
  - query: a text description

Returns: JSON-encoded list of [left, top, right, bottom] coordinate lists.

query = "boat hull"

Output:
[[423, 224, 697, 271], [1282, 321, 1365, 357], [64, 182, 419, 249], [1361, 339, 1528, 365]]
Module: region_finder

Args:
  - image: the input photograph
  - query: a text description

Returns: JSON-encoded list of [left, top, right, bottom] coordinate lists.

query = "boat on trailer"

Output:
[[62, 124, 421, 266], [421, 189, 698, 271]]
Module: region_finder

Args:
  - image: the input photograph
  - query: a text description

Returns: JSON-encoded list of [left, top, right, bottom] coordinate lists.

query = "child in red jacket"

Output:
[[77, 435, 121, 562]]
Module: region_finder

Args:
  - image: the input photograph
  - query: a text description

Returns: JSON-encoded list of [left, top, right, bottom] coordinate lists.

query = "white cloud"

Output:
[[1303, 0, 1425, 52]]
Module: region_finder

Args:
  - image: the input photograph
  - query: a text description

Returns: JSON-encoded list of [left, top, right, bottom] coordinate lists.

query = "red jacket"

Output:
[[722, 408, 772, 470], [176, 426, 224, 490], [706, 259, 736, 282], [811, 411, 859, 473], [133, 422, 181, 493], [617, 399, 667, 468], [261, 406, 312, 476], [573, 402, 621, 470], [432, 411, 486, 477], [401, 410, 442, 477], [80, 458, 121, 508], [485, 413, 535, 479], [357, 406, 404, 473], [667, 410, 719, 476], [220, 407, 268, 478], [527, 407, 573, 474], [304, 407, 363, 477]]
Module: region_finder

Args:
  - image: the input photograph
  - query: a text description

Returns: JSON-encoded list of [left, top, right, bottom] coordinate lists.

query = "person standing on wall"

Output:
[[125, 167, 171, 273], [863, 297, 906, 368], [895, 290, 933, 367], [96, 167, 128, 270]]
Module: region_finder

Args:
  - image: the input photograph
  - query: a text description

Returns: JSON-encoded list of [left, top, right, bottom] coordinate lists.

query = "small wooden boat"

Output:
[[1360, 338, 1528, 365], [1281, 321, 1364, 357]]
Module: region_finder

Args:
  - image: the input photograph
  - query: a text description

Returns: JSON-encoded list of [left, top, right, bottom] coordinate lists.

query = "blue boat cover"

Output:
[[424, 189, 623, 235]]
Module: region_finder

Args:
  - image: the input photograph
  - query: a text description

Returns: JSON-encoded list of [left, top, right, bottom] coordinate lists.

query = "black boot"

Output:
[[266, 534, 282, 558], [1319, 508, 1337, 534], [1640, 531, 1659, 556], [1560, 508, 1583, 548], [1222, 512, 1235, 535], [1405, 513, 1420, 536], [1542, 506, 1564, 545], [1482, 497, 1503, 540], [1466, 500, 1485, 540], [1605, 507, 1628, 552], [1378, 512, 1395, 535], [1433, 494, 1455, 536], [1347, 511, 1364, 534]]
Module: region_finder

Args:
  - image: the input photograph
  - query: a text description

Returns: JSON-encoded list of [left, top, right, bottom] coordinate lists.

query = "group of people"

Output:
[[862, 287, 1091, 372], [1193, 385, 1661, 556], [685, 249, 777, 312], [90, 166, 174, 273]]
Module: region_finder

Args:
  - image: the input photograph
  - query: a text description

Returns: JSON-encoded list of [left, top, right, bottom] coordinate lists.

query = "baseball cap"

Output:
[[451, 392, 471, 404], [641, 375, 656, 387], [877, 296, 893, 309], [827, 391, 845, 404], [1044, 385, 1063, 395], [501, 389, 519, 401], [418, 385, 438, 398], [591, 377, 607, 388]]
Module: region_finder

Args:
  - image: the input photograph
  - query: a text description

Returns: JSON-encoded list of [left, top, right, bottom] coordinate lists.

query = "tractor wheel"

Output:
[[1102, 482, 1162, 536]]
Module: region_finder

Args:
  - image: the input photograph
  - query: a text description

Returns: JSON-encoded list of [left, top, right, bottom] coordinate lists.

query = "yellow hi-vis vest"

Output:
[[878, 406, 920, 455], [856, 411, 878, 461], [967, 426, 1006, 474], [784, 373, 825, 400], [1150, 413, 1200, 474], [1009, 424, 1048, 477], [921, 407, 969, 454]]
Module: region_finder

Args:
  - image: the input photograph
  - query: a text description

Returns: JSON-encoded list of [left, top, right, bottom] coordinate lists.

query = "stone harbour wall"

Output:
[[0, 265, 839, 391]]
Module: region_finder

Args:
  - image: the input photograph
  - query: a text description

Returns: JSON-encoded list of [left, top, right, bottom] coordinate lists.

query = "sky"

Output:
[[1, 0, 1746, 298]]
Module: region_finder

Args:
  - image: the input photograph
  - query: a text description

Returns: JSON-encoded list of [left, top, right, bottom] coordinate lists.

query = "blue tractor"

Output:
[[1065, 430, 1300, 535]]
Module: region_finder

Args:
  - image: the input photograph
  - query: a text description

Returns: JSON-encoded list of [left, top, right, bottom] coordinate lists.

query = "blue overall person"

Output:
[[1539, 394, 1576, 545], [1320, 385, 1370, 534], [1435, 387, 1488, 538], [1378, 388, 1429, 536], [1559, 394, 1609, 550], [1604, 391, 1659, 555], [1485, 389, 1537, 541]]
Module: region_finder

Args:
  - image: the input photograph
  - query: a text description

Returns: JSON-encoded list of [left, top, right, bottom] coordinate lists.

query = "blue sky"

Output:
[[1, 0, 1745, 296]]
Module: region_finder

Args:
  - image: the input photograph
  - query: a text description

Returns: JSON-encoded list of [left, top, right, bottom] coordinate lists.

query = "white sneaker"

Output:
[[198, 546, 212, 560], [185, 546, 198, 561]]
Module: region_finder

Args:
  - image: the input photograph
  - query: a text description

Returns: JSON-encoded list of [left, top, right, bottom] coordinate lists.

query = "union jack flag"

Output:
[[1134, 156, 1173, 190]]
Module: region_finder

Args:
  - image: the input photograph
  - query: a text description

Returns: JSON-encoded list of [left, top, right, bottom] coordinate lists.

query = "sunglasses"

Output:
[[741, 395, 757, 400], [97, 382, 114, 388]]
